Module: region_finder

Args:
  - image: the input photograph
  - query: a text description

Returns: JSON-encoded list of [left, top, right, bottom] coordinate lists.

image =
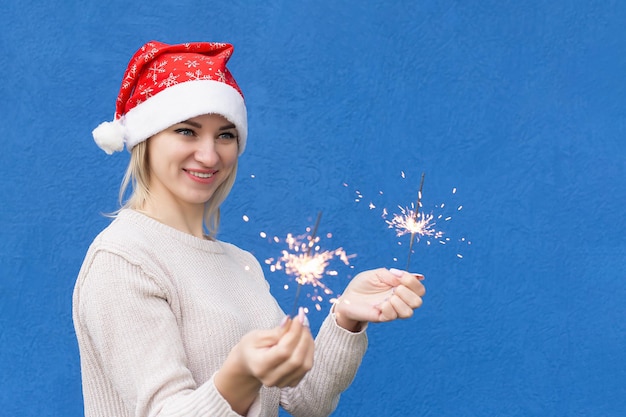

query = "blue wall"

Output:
[[1, 1, 625, 416]]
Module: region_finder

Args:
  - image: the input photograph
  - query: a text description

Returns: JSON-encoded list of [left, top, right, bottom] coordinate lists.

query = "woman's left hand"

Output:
[[333, 268, 425, 331]]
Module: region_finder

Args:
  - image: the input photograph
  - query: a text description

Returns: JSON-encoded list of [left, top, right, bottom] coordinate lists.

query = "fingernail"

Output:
[[298, 307, 309, 327], [413, 274, 425, 281], [280, 315, 290, 328], [389, 268, 404, 277]]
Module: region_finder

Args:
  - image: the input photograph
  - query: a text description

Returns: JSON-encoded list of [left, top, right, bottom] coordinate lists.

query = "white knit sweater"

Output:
[[73, 209, 367, 417]]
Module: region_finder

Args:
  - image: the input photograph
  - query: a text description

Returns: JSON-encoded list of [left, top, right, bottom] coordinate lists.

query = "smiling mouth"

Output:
[[185, 170, 215, 179]]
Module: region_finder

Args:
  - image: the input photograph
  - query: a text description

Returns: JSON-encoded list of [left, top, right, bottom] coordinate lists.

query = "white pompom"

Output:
[[92, 120, 125, 155]]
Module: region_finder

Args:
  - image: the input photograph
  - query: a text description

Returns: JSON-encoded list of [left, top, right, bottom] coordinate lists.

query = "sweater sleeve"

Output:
[[74, 250, 246, 417], [280, 312, 368, 417]]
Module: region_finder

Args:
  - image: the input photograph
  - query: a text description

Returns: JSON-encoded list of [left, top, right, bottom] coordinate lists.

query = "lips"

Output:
[[183, 169, 218, 183], [186, 170, 214, 179]]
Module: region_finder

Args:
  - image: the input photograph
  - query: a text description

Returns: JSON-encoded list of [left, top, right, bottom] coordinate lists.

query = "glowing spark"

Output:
[[274, 237, 351, 293], [342, 171, 470, 263], [266, 213, 355, 314], [385, 206, 443, 240]]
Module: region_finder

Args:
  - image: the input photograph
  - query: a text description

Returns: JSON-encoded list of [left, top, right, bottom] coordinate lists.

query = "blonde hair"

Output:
[[117, 140, 238, 238]]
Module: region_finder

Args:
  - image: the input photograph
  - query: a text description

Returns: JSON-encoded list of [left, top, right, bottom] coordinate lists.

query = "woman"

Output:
[[73, 40, 425, 417]]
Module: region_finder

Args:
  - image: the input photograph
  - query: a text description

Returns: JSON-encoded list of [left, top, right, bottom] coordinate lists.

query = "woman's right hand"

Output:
[[238, 307, 315, 387], [214, 308, 314, 414]]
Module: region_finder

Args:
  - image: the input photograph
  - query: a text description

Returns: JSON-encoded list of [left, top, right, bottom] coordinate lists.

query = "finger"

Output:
[[264, 309, 307, 375], [412, 273, 425, 281], [269, 320, 314, 387], [391, 268, 425, 283], [278, 313, 305, 346], [282, 329, 315, 387], [252, 323, 293, 350], [279, 315, 291, 330], [376, 299, 398, 322], [282, 308, 312, 362], [393, 285, 424, 310], [389, 293, 416, 319], [249, 318, 302, 384], [248, 327, 285, 349], [399, 274, 426, 297], [385, 268, 405, 287], [296, 306, 310, 328]]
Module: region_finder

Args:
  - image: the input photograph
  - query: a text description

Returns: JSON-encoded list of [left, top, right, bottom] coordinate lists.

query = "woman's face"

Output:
[[146, 113, 239, 209]]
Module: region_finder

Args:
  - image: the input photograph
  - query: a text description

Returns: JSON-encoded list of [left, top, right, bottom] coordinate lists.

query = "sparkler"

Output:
[[264, 212, 355, 316], [345, 170, 469, 265], [240, 172, 356, 314]]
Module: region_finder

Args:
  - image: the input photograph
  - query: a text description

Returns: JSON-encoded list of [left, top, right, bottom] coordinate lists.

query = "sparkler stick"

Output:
[[406, 173, 425, 270], [290, 211, 323, 317]]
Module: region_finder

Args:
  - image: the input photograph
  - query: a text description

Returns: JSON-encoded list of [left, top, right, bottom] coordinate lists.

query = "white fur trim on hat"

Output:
[[92, 119, 125, 155], [124, 79, 248, 155]]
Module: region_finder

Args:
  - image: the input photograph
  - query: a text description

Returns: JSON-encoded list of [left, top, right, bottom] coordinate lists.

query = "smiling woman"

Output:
[[72, 40, 426, 417], [140, 114, 240, 238]]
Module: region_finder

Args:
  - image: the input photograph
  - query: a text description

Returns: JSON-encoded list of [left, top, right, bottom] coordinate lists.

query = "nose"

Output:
[[194, 137, 219, 166]]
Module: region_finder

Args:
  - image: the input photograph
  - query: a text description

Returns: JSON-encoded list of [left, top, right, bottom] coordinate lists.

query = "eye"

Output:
[[216, 131, 238, 142], [174, 128, 196, 137]]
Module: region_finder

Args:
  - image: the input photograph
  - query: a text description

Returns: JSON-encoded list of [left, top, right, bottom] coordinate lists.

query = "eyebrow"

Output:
[[180, 120, 236, 131], [180, 120, 202, 128]]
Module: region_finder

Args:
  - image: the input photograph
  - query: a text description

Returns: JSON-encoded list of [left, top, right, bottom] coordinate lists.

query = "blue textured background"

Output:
[[1, 1, 625, 416]]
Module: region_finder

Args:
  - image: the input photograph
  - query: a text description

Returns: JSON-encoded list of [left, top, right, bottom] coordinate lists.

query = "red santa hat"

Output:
[[92, 40, 247, 155]]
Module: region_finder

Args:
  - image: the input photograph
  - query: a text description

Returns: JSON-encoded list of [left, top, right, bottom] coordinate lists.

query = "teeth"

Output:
[[188, 171, 214, 179]]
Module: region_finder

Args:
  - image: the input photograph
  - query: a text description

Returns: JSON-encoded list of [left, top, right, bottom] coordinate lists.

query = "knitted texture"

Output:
[[73, 209, 367, 417]]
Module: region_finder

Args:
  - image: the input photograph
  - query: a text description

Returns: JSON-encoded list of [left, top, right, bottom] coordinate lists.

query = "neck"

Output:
[[138, 198, 207, 239]]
